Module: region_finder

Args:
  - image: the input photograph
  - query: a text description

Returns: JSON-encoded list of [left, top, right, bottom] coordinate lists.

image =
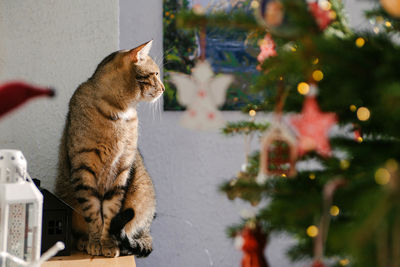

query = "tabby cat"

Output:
[[55, 40, 163, 258]]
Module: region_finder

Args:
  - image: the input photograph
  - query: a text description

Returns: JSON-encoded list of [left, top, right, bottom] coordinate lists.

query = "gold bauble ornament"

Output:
[[380, 0, 400, 17]]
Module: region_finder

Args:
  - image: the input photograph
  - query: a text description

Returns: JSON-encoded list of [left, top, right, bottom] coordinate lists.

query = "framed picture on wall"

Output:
[[163, 0, 264, 111]]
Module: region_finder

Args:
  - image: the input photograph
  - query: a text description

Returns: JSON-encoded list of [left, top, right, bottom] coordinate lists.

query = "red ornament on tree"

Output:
[[308, 2, 332, 30], [353, 124, 362, 142], [240, 224, 269, 267], [257, 34, 277, 63], [290, 92, 337, 157], [311, 260, 326, 267], [0, 81, 54, 118]]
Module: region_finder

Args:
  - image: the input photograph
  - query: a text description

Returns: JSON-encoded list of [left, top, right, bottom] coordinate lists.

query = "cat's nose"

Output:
[[161, 84, 165, 92]]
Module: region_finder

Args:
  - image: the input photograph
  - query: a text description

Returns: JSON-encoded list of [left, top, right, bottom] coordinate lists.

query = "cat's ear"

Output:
[[129, 40, 153, 64]]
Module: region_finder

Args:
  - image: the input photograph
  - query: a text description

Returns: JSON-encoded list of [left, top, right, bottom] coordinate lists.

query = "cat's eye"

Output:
[[136, 75, 149, 79]]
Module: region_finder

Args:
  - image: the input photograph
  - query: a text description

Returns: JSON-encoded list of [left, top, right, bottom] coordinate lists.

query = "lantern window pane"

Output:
[[6, 203, 35, 265]]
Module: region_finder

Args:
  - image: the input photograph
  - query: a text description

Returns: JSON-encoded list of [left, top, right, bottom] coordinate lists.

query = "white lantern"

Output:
[[0, 150, 64, 267]]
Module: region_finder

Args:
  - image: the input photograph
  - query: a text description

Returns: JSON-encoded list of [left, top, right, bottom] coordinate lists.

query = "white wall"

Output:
[[0, 0, 119, 189]]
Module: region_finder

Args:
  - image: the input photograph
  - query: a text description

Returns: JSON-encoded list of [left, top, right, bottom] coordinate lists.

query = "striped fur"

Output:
[[55, 41, 162, 258]]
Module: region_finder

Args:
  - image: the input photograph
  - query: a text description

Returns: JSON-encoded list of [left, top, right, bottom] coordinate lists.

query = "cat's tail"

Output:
[[109, 209, 153, 257], [109, 208, 134, 237]]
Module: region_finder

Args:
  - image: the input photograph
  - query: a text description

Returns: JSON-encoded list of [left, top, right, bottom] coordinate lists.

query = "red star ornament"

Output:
[[290, 96, 337, 157]]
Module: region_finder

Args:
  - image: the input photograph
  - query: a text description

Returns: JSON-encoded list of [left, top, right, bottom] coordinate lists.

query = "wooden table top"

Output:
[[42, 251, 136, 267]]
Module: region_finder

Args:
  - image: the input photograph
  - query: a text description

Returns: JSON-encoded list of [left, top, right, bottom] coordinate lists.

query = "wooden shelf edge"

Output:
[[41, 252, 136, 267]]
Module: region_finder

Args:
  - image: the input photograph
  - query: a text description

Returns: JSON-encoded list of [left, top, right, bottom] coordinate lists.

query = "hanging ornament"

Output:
[[170, 26, 233, 131], [239, 223, 269, 267], [290, 87, 337, 157], [0, 81, 55, 119], [312, 179, 347, 267], [311, 260, 326, 267], [308, 2, 332, 30], [170, 60, 233, 131], [258, 0, 306, 37], [259, 121, 298, 179], [257, 33, 277, 68], [380, 0, 400, 18], [260, 0, 284, 27], [353, 124, 363, 142]]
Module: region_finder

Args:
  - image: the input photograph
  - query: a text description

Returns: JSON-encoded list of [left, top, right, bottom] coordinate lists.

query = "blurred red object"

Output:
[[241, 224, 269, 267], [0, 81, 55, 118], [311, 260, 325, 267], [308, 2, 332, 30]]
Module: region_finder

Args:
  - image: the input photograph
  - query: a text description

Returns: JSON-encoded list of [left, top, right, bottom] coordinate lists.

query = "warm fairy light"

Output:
[[340, 160, 350, 170], [386, 159, 398, 172], [250, 0, 259, 9], [329, 10, 337, 20], [355, 37, 365, 48], [349, 105, 357, 112], [309, 173, 316, 180], [320, 1, 331, 11], [312, 58, 319, 65], [297, 82, 310, 95], [281, 173, 287, 178], [357, 107, 370, 121], [312, 70, 324, 82], [306, 225, 319, 237], [330, 205, 340, 216], [385, 21, 392, 27], [249, 109, 256, 117], [339, 259, 350, 266], [357, 136, 363, 143], [373, 26, 380, 34], [375, 168, 391, 185], [279, 76, 283, 81]]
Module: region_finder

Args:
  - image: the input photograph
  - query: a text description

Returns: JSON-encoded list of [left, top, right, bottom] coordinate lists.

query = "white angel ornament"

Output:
[[170, 60, 233, 131]]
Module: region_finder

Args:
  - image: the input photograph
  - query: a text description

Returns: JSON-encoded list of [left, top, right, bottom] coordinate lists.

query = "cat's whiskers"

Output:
[[157, 95, 162, 121], [149, 94, 162, 121], [156, 47, 174, 69]]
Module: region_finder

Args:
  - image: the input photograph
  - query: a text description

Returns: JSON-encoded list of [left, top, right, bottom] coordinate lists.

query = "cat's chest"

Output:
[[117, 107, 136, 121], [112, 107, 138, 135], [114, 108, 138, 131]]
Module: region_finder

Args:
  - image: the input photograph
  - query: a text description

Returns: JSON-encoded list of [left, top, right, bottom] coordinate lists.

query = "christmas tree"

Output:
[[175, 0, 400, 266]]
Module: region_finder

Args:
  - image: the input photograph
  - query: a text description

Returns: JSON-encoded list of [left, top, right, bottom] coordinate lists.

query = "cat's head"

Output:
[[93, 40, 164, 103]]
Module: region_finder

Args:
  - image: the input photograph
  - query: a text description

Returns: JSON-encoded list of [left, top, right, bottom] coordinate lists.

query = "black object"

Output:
[[33, 179, 73, 256]]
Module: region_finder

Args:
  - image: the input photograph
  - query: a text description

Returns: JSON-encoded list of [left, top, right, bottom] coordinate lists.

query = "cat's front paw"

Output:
[[131, 243, 152, 257], [86, 239, 102, 256], [130, 234, 153, 257], [101, 238, 120, 258]]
